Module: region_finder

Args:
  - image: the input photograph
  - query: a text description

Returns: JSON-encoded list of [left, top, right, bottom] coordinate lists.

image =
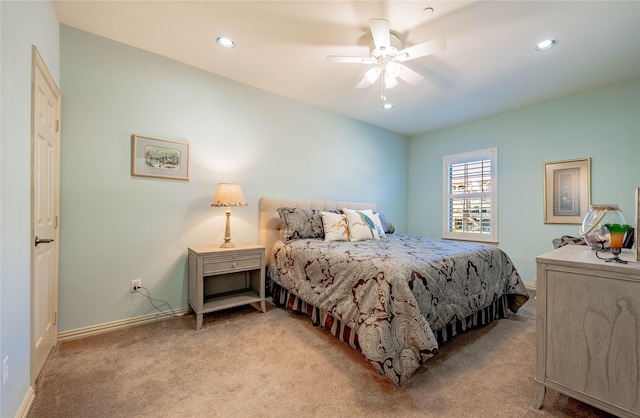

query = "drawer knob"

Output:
[[233, 262, 237, 268]]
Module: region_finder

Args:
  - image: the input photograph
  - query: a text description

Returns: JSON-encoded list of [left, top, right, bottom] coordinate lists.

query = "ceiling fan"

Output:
[[327, 18, 446, 101]]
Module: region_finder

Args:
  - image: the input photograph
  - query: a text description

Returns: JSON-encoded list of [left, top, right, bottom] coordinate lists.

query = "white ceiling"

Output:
[[52, 1, 640, 136]]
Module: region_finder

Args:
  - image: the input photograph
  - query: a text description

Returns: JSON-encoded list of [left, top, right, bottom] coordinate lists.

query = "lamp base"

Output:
[[595, 242, 627, 263], [219, 207, 235, 248]]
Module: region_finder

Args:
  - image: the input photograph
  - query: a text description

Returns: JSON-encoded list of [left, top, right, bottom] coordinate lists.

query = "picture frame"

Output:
[[131, 134, 190, 181], [543, 158, 590, 224], [633, 187, 640, 261]]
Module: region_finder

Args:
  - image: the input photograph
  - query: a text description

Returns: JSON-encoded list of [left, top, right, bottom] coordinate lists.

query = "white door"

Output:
[[31, 46, 61, 382]]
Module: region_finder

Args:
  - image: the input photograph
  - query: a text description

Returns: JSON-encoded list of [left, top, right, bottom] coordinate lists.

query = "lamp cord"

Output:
[[136, 286, 181, 318]]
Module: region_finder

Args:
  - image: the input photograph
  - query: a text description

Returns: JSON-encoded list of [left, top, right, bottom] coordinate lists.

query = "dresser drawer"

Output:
[[203, 250, 262, 274]]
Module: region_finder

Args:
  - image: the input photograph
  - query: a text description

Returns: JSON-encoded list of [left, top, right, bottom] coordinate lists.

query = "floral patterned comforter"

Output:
[[268, 234, 529, 386]]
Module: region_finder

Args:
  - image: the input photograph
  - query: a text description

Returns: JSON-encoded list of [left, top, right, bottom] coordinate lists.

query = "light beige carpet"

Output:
[[28, 297, 613, 417]]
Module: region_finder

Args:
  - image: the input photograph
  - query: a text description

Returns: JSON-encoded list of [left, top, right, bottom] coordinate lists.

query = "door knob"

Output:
[[34, 236, 54, 246]]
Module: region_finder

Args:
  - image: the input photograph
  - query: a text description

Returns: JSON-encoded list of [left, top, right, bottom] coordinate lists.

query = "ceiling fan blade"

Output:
[[356, 76, 371, 89], [369, 18, 390, 50], [396, 37, 446, 62], [397, 64, 424, 85], [327, 56, 376, 64]]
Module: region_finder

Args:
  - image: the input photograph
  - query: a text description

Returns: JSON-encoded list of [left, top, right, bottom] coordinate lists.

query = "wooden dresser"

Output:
[[534, 245, 640, 418]]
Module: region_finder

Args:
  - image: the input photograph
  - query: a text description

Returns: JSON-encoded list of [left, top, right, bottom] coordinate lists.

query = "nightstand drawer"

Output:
[[203, 251, 262, 274]]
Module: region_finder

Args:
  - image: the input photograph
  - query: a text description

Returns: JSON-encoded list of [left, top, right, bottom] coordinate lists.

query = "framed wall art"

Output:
[[543, 158, 590, 224], [633, 187, 640, 261], [131, 134, 190, 181]]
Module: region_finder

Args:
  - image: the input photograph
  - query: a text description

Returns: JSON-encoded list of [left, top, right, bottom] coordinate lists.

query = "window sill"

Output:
[[441, 236, 498, 246]]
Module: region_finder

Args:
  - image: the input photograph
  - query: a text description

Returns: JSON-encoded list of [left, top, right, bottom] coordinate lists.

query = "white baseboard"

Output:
[[16, 385, 34, 418], [57, 307, 190, 342], [524, 282, 537, 302]]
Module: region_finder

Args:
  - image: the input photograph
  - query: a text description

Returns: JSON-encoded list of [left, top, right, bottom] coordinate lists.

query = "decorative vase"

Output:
[[580, 204, 626, 249]]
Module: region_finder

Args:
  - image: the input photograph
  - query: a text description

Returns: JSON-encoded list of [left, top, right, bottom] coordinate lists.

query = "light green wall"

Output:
[[0, 1, 59, 416], [408, 78, 640, 284], [59, 26, 408, 332]]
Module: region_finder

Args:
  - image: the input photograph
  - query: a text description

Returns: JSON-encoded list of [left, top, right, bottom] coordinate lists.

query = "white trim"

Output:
[[443, 147, 498, 243], [16, 386, 35, 418], [525, 282, 537, 302], [57, 308, 189, 342]]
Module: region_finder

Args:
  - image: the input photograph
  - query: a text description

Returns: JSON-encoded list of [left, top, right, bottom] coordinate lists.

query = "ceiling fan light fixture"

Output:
[[216, 36, 235, 48], [365, 66, 382, 84], [535, 39, 557, 51], [385, 61, 401, 77], [384, 72, 398, 89]]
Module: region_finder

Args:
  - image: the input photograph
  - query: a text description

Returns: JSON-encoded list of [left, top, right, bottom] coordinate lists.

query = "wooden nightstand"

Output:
[[188, 243, 266, 330]]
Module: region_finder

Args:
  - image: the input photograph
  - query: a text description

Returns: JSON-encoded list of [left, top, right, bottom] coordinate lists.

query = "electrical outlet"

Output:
[[131, 279, 141, 293], [3, 356, 8, 386]]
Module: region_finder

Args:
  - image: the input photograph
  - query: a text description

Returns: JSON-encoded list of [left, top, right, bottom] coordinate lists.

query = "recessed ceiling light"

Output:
[[535, 39, 558, 51], [423, 7, 435, 15], [216, 36, 235, 48], [382, 103, 394, 110]]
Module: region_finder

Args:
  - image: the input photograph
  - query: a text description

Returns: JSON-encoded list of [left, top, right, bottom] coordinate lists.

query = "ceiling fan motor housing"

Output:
[[371, 31, 402, 59]]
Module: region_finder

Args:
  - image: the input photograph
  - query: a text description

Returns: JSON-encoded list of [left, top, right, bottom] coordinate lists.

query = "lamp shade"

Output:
[[211, 183, 247, 207]]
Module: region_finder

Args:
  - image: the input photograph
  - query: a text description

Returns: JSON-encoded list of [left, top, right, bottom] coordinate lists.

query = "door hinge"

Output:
[[55, 119, 60, 133], [55, 216, 59, 229], [54, 312, 57, 326]]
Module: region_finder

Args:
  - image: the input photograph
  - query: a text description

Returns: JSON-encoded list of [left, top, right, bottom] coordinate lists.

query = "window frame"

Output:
[[442, 147, 498, 243]]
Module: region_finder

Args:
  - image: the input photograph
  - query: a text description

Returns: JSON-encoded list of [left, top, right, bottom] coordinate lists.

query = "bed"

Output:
[[259, 197, 529, 386]]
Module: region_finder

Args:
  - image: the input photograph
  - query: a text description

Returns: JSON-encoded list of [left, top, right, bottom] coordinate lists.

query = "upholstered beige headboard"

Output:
[[259, 197, 376, 265]]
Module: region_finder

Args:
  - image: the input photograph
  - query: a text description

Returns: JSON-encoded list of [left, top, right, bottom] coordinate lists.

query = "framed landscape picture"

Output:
[[636, 187, 639, 261], [544, 158, 590, 224], [131, 134, 190, 181]]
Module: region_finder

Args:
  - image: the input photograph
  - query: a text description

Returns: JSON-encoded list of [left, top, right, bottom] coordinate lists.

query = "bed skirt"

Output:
[[271, 282, 510, 349]]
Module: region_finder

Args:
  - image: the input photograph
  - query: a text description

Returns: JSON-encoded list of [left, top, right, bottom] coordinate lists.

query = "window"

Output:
[[443, 148, 497, 243]]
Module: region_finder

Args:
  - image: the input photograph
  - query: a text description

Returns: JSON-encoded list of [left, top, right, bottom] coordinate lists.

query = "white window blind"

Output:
[[443, 148, 497, 243]]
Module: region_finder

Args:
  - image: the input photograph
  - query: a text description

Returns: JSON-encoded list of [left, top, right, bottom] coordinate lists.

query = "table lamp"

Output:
[[596, 223, 630, 264], [211, 183, 247, 248]]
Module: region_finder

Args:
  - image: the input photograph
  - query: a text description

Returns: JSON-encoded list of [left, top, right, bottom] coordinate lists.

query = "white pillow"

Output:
[[369, 212, 386, 238], [351, 209, 385, 237], [320, 211, 350, 241], [343, 208, 379, 241]]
